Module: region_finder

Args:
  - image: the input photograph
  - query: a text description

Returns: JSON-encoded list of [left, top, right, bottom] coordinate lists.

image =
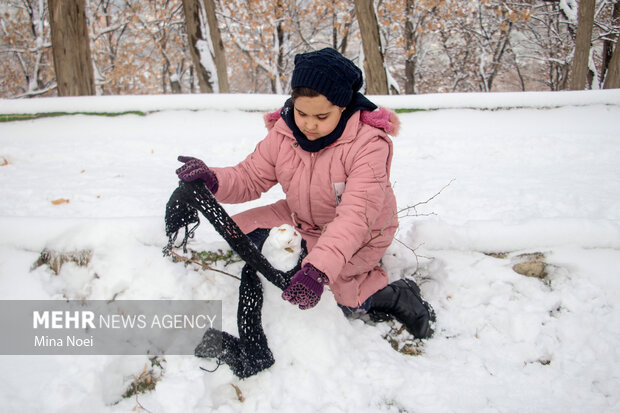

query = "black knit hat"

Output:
[[291, 48, 363, 107]]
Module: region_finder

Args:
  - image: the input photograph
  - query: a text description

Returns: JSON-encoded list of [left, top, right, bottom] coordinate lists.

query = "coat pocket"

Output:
[[333, 182, 346, 205]]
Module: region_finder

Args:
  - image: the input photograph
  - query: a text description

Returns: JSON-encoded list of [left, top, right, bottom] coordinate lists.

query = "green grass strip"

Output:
[[394, 108, 427, 113], [0, 111, 146, 123]]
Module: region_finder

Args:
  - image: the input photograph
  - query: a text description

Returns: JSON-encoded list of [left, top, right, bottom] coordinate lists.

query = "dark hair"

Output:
[[291, 86, 320, 102]]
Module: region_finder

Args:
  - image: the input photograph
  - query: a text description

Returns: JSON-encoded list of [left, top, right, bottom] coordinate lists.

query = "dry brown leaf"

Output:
[[51, 198, 70, 205], [231, 383, 245, 403], [0, 157, 8, 166]]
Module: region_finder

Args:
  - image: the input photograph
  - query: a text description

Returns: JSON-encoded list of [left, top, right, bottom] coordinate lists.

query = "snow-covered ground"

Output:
[[0, 91, 619, 412]]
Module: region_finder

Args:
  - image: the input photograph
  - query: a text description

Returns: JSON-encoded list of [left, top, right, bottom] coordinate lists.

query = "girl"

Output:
[[177, 48, 434, 377]]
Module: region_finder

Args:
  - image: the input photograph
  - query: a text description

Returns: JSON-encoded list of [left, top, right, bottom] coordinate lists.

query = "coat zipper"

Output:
[[308, 152, 317, 229]]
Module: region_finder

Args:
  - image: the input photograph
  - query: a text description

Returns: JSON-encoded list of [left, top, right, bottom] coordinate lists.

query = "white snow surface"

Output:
[[1, 91, 620, 412]]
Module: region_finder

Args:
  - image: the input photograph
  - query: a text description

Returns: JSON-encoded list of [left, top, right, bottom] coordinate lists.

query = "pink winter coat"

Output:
[[211, 108, 400, 307]]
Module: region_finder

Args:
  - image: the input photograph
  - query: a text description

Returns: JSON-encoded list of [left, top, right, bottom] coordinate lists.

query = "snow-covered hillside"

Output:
[[0, 91, 619, 412]]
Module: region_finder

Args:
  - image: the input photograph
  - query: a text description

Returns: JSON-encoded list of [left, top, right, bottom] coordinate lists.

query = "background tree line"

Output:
[[1, 0, 619, 99]]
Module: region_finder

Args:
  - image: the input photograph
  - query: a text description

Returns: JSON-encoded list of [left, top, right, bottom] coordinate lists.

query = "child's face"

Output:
[[293, 94, 344, 141]]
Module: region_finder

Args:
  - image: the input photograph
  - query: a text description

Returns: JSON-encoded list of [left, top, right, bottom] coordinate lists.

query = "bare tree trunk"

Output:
[[485, 23, 512, 92], [604, 39, 620, 89], [569, 0, 595, 90], [170, 76, 182, 93], [332, 10, 338, 50], [203, 0, 229, 93], [48, 0, 95, 96], [330, 3, 355, 56], [274, 0, 285, 94], [339, 19, 353, 56], [354, 0, 388, 94], [189, 66, 195, 93], [404, 0, 415, 94], [509, 45, 526, 91], [601, 1, 620, 85], [182, 0, 214, 93]]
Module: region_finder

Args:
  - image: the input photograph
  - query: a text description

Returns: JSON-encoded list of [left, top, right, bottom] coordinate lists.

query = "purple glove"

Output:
[[176, 156, 219, 193], [282, 263, 328, 310]]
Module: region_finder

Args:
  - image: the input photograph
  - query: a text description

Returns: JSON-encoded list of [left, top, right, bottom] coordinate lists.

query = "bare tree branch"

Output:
[[165, 248, 241, 281]]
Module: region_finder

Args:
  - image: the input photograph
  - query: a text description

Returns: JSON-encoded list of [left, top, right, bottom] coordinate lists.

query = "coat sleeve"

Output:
[[210, 131, 280, 204], [304, 135, 395, 281]]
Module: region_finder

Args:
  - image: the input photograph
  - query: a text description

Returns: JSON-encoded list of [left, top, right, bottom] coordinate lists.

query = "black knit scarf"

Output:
[[280, 92, 377, 153]]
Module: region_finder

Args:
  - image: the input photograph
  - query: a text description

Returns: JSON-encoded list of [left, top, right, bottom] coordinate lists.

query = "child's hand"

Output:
[[282, 263, 328, 310], [176, 156, 219, 193]]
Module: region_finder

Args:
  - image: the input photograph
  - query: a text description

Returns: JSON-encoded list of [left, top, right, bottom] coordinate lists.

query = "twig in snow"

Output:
[[396, 179, 455, 218], [165, 248, 241, 281]]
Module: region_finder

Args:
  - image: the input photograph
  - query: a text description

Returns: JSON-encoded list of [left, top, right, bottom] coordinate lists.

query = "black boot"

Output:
[[368, 279, 435, 339]]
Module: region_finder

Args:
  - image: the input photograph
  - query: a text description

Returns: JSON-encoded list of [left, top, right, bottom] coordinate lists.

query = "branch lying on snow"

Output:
[[393, 179, 454, 272], [164, 248, 241, 281], [352, 179, 455, 263], [392, 237, 434, 275], [396, 179, 455, 218]]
